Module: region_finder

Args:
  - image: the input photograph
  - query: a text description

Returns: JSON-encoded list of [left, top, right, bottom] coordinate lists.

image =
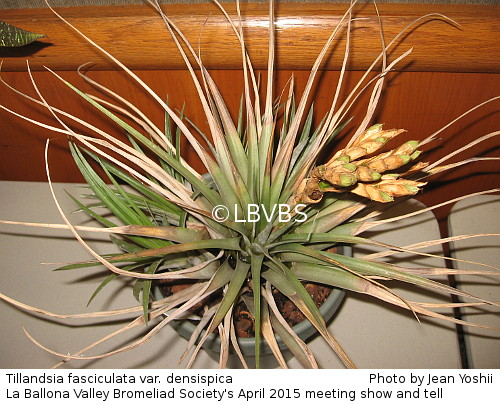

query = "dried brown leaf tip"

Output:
[[295, 124, 426, 204]]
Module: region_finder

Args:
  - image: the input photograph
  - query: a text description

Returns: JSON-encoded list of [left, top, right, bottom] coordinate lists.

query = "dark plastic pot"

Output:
[[154, 245, 349, 357]]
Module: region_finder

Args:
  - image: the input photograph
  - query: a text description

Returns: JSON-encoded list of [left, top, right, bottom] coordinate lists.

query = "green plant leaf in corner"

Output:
[[0, 21, 45, 47]]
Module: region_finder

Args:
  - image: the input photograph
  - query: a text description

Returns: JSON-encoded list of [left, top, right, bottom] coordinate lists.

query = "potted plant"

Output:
[[0, 0, 498, 369]]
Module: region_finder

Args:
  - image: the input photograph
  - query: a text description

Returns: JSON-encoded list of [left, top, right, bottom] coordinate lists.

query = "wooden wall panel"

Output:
[[0, 3, 498, 229], [0, 69, 498, 220]]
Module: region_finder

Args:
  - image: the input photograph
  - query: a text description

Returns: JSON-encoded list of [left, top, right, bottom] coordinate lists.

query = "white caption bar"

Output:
[[1, 369, 497, 404]]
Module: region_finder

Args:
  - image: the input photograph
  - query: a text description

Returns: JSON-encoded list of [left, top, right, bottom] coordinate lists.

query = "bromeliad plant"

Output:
[[0, 20, 45, 47], [0, 0, 499, 368]]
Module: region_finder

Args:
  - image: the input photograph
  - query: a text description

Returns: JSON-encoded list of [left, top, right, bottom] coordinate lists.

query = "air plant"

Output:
[[0, 20, 45, 47], [0, 0, 499, 369]]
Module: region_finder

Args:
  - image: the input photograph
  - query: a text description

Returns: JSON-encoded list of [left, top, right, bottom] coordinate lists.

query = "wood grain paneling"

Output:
[[0, 2, 498, 230], [0, 69, 498, 218], [0, 3, 498, 72]]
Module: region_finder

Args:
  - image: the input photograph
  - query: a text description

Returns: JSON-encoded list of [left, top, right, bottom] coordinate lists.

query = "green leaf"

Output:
[[279, 245, 490, 304], [208, 258, 249, 329], [0, 21, 45, 47], [66, 191, 118, 229], [54, 259, 113, 271], [87, 273, 119, 306], [89, 260, 159, 306], [70, 143, 168, 250], [204, 74, 248, 183], [89, 150, 182, 218], [62, 80, 221, 207], [263, 259, 355, 368], [109, 235, 145, 253], [278, 232, 368, 246], [109, 237, 242, 262], [142, 260, 162, 322], [268, 309, 316, 368], [250, 254, 264, 367]]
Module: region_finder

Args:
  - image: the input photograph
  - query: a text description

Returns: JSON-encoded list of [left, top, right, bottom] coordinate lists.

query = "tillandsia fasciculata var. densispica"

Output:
[[0, 0, 499, 369]]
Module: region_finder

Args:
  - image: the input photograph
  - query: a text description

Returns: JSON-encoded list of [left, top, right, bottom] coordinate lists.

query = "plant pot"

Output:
[[153, 245, 350, 357]]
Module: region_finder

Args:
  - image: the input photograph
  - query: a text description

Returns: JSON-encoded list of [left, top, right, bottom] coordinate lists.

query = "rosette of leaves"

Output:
[[0, 0, 499, 368]]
